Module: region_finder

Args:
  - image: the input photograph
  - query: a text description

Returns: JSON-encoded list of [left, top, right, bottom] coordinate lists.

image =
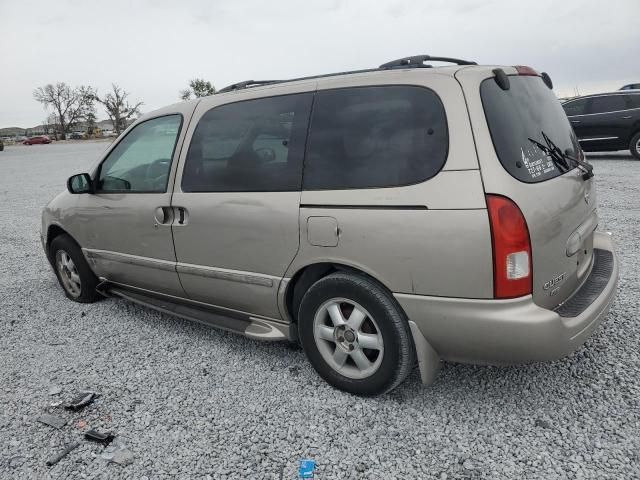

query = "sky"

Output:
[[1, 0, 638, 128]]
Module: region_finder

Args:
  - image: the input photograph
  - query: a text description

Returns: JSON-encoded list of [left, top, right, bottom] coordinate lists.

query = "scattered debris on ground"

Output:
[[101, 441, 134, 466], [36, 414, 66, 430], [64, 391, 96, 411], [298, 459, 315, 478], [46, 442, 79, 466], [85, 429, 115, 446]]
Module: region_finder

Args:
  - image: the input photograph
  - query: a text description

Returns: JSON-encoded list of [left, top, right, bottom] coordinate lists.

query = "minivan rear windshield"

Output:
[[480, 75, 579, 183]]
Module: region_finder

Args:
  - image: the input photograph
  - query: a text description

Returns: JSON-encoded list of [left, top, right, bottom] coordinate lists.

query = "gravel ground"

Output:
[[0, 142, 638, 479]]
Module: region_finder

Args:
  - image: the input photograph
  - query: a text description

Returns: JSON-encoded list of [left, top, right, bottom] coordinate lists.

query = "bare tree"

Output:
[[180, 78, 215, 100], [95, 84, 143, 135], [33, 83, 95, 140]]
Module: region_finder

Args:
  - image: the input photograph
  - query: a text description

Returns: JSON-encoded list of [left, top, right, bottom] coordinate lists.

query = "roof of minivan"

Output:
[[211, 64, 513, 99], [141, 61, 517, 120]]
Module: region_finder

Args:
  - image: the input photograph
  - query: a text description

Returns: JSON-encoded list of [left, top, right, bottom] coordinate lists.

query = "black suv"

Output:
[[562, 91, 640, 159]]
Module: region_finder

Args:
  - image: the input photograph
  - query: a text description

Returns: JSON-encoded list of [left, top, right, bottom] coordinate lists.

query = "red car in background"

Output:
[[23, 136, 51, 145]]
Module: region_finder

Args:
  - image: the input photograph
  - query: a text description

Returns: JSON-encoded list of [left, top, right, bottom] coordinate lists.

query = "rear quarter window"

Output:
[[481, 76, 579, 183], [303, 85, 448, 190]]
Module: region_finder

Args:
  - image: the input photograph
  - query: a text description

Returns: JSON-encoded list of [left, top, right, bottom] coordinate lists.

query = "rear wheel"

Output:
[[298, 272, 415, 396], [630, 132, 640, 160], [50, 234, 100, 303]]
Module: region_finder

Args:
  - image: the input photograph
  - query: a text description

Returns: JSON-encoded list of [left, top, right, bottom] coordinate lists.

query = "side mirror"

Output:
[[67, 173, 93, 194]]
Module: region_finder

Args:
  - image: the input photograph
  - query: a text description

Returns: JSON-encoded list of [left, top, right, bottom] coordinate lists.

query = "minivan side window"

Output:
[[97, 115, 182, 193], [181, 93, 313, 192], [588, 95, 627, 114], [303, 86, 448, 190], [562, 98, 588, 116]]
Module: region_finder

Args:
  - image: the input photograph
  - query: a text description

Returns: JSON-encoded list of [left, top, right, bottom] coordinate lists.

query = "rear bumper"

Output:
[[395, 231, 618, 366]]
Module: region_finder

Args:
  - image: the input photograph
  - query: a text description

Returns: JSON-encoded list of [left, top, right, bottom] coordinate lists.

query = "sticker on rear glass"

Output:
[[520, 146, 555, 179]]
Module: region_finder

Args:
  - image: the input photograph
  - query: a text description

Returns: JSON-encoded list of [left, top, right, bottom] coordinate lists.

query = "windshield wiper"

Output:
[[528, 134, 570, 173], [528, 131, 594, 180]]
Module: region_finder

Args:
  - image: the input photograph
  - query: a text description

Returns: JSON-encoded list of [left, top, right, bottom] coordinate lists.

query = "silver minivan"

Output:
[[42, 56, 619, 395]]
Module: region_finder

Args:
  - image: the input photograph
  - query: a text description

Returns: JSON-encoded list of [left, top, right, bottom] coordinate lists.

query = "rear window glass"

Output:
[[481, 76, 579, 183], [303, 86, 448, 190]]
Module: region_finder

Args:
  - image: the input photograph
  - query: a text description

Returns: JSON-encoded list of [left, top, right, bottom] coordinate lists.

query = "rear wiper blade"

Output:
[[528, 132, 594, 180], [541, 131, 594, 180], [527, 135, 570, 173]]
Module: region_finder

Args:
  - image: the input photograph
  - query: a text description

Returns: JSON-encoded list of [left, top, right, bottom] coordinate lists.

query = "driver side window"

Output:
[[97, 115, 182, 193]]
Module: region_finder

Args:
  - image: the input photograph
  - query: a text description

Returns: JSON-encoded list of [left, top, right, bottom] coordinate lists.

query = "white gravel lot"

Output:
[[0, 142, 638, 479]]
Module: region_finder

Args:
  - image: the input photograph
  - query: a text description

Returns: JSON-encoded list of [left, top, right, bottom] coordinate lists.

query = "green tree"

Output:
[[180, 78, 215, 100]]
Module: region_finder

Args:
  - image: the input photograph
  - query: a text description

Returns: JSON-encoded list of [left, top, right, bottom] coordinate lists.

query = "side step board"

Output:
[[107, 286, 292, 342]]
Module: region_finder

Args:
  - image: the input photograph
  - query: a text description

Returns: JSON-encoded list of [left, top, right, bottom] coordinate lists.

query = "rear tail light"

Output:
[[486, 194, 532, 299]]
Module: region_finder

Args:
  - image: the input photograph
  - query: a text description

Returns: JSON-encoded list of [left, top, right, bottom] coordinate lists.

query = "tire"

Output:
[[630, 132, 640, 160], [50, 234, 100, 303], [298, 272, 415, 396]]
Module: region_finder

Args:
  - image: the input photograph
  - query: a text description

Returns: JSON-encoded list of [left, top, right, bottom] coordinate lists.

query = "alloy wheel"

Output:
[[55, 250, 82, 297], [313, 298, 384, 379]]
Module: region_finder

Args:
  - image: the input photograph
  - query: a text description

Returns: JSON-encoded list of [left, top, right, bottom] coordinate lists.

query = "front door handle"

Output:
[[570, 120, 581, 124], [622, 115, 632, 119], [154, 206, 173, 226]]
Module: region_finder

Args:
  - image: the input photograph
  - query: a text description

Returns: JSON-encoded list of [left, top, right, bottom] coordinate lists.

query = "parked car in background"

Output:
[[620, 83, 640, 91], [42, 56, 618, 395], [70, 132, 85, 140], [0, 139, 4, 151], [23, 135, 51, 145], [562, 91, 640, 159]]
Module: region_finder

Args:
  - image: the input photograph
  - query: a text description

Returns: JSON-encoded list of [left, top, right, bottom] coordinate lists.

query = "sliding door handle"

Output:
[[173, 206, 189, 226], [177, 207, 186, 225]]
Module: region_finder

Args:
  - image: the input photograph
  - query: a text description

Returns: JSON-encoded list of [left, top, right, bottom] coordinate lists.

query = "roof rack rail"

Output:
[[217, 80, 282, 94], [379, 55, 477, 69], [216, 56, 477, 95]]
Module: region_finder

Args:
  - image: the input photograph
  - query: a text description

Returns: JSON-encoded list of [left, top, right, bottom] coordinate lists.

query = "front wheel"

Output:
[[630, 132, 640, 160], [298, 272, 415, 396], [50, 234, 100, 303]]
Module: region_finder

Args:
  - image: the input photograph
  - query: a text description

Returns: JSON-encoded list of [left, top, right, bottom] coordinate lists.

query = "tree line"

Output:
[[33, 83, 143, 140], [33, 78, 215, 140]]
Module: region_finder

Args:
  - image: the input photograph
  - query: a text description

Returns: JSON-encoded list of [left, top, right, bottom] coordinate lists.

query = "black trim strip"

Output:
[[555, 248, 614, 318], [300, 204, 428, 210]]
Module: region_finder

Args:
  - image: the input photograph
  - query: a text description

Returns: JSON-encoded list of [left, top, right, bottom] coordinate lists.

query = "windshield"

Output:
[[480, 75, 580, 183]]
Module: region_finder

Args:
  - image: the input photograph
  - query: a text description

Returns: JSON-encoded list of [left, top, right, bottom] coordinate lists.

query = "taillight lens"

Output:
[[486, 195, 532, 299]]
